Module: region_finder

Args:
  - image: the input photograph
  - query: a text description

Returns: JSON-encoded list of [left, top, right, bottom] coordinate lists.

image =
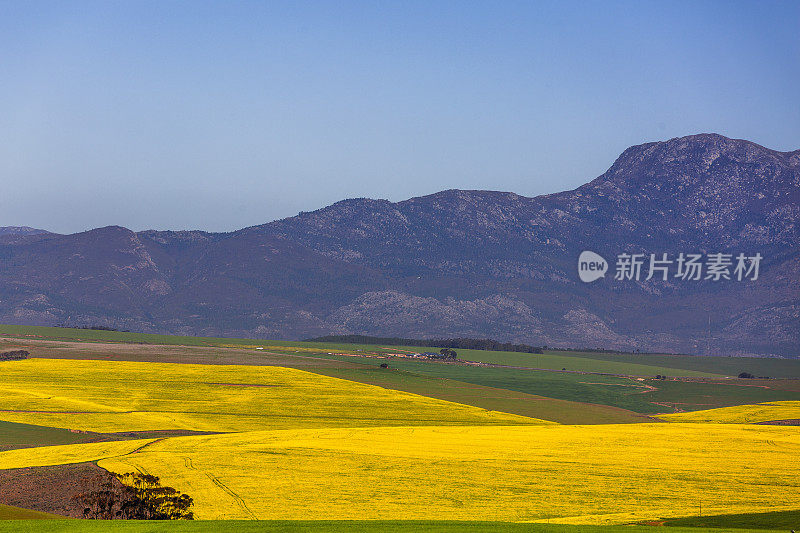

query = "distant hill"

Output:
[[0, 134, 797, 356], [0, 226, 50, 236]]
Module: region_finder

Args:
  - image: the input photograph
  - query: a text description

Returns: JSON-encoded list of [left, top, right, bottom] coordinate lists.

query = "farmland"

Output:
[[314, 356, 800, 414], [95, 423, 800, 523], [659, 401, 800, 424], [0, 326, 798, 529], [0, 420, 94, 452], [0, 504, 61, 520], [3, 326, 800, 418], [0, 359, 538, 433], [0, 421, 798, 523], [0, 439, 155, 471], [663, 509, 800, 530], [4, 323, 798, 378]]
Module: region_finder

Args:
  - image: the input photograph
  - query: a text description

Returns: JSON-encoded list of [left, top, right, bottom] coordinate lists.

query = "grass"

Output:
[[0, 421, 93, 451], [308, 355, 800, 414], [87, 423, 800, 522], [4, 330, 799, 418], [0, 504, 62, 520], [311, 367, 653, 424], [0, 521, 786, 533], [554, 351, 800, 379], [641, 379, 800, 413], [0, 337, 651, 424], [663, 509, 800, 529], [6, 323, 797, 378], [5, 324, 799, 417], [406, 347, 722, 378]]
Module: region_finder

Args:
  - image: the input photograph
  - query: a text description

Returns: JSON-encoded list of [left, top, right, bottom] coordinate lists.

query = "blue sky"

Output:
[[1, 1, 798, 233]]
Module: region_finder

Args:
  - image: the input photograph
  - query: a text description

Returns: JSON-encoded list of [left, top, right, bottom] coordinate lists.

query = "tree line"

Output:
[[305, 335, 544, 354], [0, 350, 29, 361], [55, 324, 130, 332]]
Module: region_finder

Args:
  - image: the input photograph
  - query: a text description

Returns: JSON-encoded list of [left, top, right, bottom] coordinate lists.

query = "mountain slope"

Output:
[[0, 134, 797, 355], [0, 227, 50, 237]]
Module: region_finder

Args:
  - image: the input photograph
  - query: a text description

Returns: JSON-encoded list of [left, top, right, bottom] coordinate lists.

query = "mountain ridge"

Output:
[[1, 133, 797, 356], [0, 226, 51, 237]]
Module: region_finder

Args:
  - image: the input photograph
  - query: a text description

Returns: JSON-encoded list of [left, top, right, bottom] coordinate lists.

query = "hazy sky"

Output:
[[2, 1, 798, 234]]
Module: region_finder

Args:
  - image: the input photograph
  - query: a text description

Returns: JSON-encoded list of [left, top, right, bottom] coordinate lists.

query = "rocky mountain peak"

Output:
[[0, 134, 796, 355], [0, 226, 51, 236]]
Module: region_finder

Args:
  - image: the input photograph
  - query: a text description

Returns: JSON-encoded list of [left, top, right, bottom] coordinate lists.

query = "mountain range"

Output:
[[1, 134, 798, 356]]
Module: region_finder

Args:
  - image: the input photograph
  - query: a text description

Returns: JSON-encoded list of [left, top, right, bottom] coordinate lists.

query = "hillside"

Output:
[[0, 227, 50, 237], [0, 134, 797, 355]]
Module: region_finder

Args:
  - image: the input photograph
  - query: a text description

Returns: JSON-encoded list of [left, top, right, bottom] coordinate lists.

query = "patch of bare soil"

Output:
[[756, 419, 800, 426], [99, 429, 220, 440], [0, 462, 120, 518], [0, 336, 365, 369]]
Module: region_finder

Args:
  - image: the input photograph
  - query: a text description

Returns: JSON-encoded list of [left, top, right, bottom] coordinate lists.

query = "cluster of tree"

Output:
[[76, 472, 193, 520], [738, 372, 755, 379], [306, 335, 544, 354], [439, 348, 457, 359], [737, 372, 771, 379], [0, 350, 29, 361]]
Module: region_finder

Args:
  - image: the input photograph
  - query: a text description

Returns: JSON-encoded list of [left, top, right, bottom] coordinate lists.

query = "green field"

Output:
[[3, 324, 799, 417], [664, 509, 800, 530], [553, 350, 800, 379], [0, 324, 799, 529], [310, 366, 653, 423], [4, 323, 797, 378], [308, 355, 800, 414], [0, 521, 788, 532], [0, 334, 648, 424], [0, 421, 93, 452], [323, 360, 666, 412], [0, 505, 62, 520], [396, 347, 722, 377]]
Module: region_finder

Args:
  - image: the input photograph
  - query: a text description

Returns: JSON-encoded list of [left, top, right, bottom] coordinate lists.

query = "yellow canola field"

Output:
[[0, 439, 154, 470], [0, 359, 543, 433], [660, 401, 800, 424], [96, 423, 800, 524]]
